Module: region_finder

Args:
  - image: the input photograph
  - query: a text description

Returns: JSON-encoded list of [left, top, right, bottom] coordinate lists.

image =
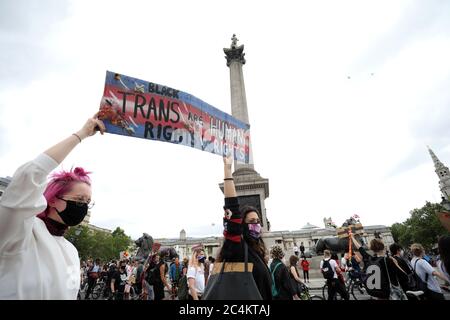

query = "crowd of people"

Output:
[[318, 234, 450, 300], [0, 114, 449, 301]]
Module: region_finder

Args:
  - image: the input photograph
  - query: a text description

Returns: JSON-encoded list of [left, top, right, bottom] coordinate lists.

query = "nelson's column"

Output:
[[219, 34, 271, 232]]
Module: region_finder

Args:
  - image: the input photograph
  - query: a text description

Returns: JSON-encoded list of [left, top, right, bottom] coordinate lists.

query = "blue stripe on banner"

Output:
[[105, 71, 250, 130]]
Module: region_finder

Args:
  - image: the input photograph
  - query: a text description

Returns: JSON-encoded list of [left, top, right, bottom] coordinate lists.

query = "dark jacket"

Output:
[[270, 259, 296, 300], [392, 255, 412, 292], [359, 247, 399, 299], [221, 197, 272, 300]]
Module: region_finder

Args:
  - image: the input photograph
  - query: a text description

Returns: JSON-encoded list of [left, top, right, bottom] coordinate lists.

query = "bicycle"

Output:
[[347, 276, 366, 300], [298, 283, 323, 300], [322, 280, 348, 300]]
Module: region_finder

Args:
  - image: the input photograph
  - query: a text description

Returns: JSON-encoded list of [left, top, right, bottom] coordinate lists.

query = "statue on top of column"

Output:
[[231, 34, 239, 48]]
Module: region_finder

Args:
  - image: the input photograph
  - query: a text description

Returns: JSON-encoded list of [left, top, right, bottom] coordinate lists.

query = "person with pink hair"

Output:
[[0, 114, 105, 299]]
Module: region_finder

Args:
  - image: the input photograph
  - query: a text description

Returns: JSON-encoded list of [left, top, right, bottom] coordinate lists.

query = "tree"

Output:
[[65, 226, 133, 262], [391, 201, 450, 250]]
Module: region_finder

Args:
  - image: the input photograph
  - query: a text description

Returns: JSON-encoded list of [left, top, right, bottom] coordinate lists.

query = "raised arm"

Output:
[[220, 155, 244, 262], [223, 155, 237, 198], [350, 233, 362, 249], [0, 115, 105, 256], [44, 113, 105, 164]]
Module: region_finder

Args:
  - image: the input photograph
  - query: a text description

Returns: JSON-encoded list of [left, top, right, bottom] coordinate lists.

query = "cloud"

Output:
[[350, 1, 450, 73], [0, 0, 70, 88], [387, 76, 450, 177]]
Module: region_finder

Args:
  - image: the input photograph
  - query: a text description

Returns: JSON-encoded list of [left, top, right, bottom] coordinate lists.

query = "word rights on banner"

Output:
[[98, 71, 251, 163]]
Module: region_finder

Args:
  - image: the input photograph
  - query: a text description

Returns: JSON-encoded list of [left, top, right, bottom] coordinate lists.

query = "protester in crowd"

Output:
[[351, 234, 400, 300], [437, 236, 450, 283], [182, 257, 189, 276], [187, 248, 206, 300], [293, 243, 299, 257], [300, 256, 310, 283], [135, 259, 145, 296], [270, 246, 299, 300], [123, 260, 136, 300], [208, 256, 215, 280], [320, 250, 349, 300], [169, 256, 183, 299], [300, 242, 305, 257], [85, 258, 101, 299], [215, 156, 272, 300], [389, 243, 413, 293], [105, 260, 118, 299], [153, 252, 170, 300], [410, 243, 447, 300], [331, 252, 345, 285], [142, 253, 157, 300], [203, 253, 211, 286], [111, 261, 128, 300], [0, 115, 105, 299], [288, 255, 305, 296]]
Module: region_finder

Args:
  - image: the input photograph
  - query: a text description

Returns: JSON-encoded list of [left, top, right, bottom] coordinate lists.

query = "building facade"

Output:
[[155, 224, 394, 259]]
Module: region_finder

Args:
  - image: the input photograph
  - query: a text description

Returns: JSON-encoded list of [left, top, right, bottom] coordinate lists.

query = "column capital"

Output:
[[224, 34, 246, 66]]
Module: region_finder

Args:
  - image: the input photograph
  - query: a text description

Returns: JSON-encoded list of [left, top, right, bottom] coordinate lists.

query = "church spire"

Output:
[[428, 145, 445, 170], [427, 146, 450, 199]]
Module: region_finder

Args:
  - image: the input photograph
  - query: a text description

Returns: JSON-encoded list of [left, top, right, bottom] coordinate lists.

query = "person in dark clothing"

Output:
[[351, 234, 399, 299], [389, 243, 413, 293], [320, 250, 349, 300], [104, 261, 117, 299], [300, 243, 305, 257], [269, 246, 299, 300], [216, 156, 272, 300], [153, 253, 171, 301], [111, 262, 128, 300], [135, 260, 144, 295]]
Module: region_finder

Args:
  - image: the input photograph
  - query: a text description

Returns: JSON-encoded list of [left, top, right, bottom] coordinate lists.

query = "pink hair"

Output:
[[37, 167, 92, 218]]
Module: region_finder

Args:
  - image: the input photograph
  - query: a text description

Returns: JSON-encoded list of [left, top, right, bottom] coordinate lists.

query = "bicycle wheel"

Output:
[[322, 284, 328, 300], [310, 295, 324, 300]]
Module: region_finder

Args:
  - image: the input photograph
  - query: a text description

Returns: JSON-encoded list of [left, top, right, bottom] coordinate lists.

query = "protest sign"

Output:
[[98, 71, 251, 163]]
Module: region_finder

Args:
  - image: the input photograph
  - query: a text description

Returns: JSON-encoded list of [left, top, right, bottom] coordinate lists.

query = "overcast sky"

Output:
[[1, 0, 450, 240]]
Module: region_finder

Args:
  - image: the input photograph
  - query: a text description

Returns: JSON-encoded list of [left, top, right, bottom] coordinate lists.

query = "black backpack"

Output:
[[177, 274, 189, 300], [410, 259, 429, 292], [321, 259, 335, 280], [361, 256, 390, 299]]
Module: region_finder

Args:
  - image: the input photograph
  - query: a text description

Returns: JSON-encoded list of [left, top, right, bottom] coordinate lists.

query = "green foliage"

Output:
[[391, 201, 450, 250], [65, 225, 133, 262]]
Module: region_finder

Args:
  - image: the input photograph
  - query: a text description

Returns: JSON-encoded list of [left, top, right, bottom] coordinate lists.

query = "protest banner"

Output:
[[98, 71, 251, 163]]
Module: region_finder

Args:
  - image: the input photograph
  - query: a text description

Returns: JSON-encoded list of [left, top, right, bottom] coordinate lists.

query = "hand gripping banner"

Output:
[[98, 71, 251, 163]]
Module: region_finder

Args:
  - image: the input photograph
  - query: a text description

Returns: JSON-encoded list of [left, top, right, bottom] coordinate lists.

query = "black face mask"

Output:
[[198, 256, 206, 264], [55, 198, 88, 226]]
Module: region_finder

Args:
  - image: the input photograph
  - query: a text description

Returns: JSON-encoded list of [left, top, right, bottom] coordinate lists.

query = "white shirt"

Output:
[[0, 153, 80, 299], [411, 257, 442, 293], [320, 258, 338, 279], [187, 265, 205, 296], [293, 246, 299, 253]]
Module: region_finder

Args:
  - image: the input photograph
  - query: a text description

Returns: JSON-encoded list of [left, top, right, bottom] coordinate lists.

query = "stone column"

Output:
[[220, 35, 270, 232]]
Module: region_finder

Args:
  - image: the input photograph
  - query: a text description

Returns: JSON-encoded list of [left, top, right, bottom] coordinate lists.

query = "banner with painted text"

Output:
[[98, 71, 251, 163]]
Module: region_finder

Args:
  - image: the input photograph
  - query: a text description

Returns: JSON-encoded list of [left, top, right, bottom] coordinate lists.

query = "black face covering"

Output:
[[55, 199, 88, 226]]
